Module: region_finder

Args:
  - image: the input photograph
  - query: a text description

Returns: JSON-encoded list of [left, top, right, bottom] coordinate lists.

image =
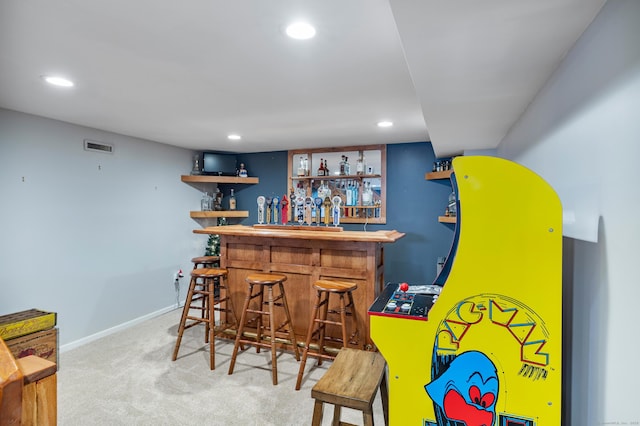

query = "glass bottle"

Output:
[[318, 158, 324, 176], [229, 188, 236, 210], [298, 156, 306, 177], [362, 182, 373, 206], [324, 159, 329, 176], [344, 156, 350, 175], [339, 155, 346, 176], [213, 188, 223, 211], [201, 191, 211, 211], [356, 153, 365, 175], [448, 191, 457, 217]]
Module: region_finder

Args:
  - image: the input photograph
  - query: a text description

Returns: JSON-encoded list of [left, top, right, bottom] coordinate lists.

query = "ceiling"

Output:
[[0, 0, 605, 157]]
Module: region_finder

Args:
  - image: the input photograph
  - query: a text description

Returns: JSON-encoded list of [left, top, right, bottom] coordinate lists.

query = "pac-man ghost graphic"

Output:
[[425, 351, 498, 426]]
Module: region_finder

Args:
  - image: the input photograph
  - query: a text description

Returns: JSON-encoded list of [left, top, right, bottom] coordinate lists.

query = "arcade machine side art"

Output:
[[370, 156, 562, 425]]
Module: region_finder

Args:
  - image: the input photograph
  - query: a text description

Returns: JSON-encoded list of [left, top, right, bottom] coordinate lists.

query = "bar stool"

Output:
[[295, 278, 359, 390], [190, 256, 221, 310], [191, 255, 220, 269], [228, 272, 300, 385], [311, 348, 388, 426], [172, 268, 239, 370]]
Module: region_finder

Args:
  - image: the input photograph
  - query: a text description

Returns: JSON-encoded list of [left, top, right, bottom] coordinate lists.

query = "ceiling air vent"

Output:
[[84, 139, 113, 154]]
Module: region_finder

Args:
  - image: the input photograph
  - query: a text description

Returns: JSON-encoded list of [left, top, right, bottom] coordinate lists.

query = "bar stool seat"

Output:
[[228, 272, 300, 385], [172, 267, 239, 370], [295, 278, 359, 390], [191, 255, 220, 269], [311, 348, 388, 426]]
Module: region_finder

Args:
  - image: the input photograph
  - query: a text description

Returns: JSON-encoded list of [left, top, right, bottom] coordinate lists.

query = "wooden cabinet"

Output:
[[425, 168, 457, 224], [181, 175, 259, 220], [287, 145, 386, 224]]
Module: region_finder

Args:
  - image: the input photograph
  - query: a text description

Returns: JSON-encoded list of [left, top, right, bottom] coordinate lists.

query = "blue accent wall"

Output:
[[229, 142, 453, 284]]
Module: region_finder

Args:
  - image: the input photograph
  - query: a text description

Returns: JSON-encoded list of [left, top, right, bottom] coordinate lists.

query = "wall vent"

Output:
[[84, 139, 113, 154]]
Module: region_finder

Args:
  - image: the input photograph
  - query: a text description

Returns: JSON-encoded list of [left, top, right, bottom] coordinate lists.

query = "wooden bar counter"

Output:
[[194, 225, 404, 350]]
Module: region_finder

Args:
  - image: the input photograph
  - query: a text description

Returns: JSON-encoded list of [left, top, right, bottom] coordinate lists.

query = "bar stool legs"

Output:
[[228, 273, 300, 385], [295, 279, 359, 390], [172, 268, 238, 370]]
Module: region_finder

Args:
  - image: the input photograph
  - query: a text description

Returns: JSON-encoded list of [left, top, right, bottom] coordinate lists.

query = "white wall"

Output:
[[498, 1, 640, 424], [0, 109, 205, 350]]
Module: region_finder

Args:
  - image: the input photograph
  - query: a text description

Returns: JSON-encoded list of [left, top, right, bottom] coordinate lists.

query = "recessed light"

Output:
[[377, 121, 393, 128], [228, 134, 241, 141], [42, 75, 74, 87], [286, 22, 316, 40]]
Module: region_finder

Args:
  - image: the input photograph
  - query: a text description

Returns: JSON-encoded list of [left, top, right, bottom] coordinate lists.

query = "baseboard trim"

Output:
[[59, 305, 181, 353]]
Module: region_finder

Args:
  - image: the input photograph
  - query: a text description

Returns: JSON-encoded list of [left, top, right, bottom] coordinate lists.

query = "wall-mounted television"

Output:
[[202, 152, 237, 176]]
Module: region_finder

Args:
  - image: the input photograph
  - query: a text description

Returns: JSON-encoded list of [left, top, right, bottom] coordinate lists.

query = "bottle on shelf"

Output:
[[298, 156, 306, 177], [324, 159, 330, 176], [344, 156, 350, 175], [201, 191, 212, 211], [362, 181, 373, 206], [214, 188, 223, 211], [229, 188, 237, 210], [339, 155, 346, 176], [318, 158, 325, 176], [356, 153, 365, 175], [448, 191, 457, 217]]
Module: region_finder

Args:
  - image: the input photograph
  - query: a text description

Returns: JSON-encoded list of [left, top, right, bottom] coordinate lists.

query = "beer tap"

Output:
[[272, 196, 280, 224], [281, 195, 289, 225], [297, 195, 305, 225], [332, 195, 342, 227], [265, 196, 272, 224], [304, 197, 313, 225], [323, 196, 331, 226], [314, 197, 323, 225], [257, 196, 266, 224]]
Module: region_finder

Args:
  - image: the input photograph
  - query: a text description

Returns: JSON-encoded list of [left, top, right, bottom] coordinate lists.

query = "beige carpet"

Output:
[[57, 308, 386, 425]]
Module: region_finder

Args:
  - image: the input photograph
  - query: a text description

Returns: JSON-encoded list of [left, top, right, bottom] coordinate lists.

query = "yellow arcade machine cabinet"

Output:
[[370, 156, 562, 426]]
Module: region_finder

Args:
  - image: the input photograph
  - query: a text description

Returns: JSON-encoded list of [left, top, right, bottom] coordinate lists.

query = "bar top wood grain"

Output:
[[193, 225, 405, 243]]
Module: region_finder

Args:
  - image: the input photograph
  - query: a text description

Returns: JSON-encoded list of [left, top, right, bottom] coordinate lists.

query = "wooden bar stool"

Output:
[[295, 278, 359, 390], [228, 272, 300, 385], [191, 255, 220, 269], [311, 348, 388, 426], [190, 256, 221, 312], [172, 268, 239, 370]]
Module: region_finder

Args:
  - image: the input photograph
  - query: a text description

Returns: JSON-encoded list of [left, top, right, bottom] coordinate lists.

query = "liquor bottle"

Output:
[[362, 182, 373, 206], [318, 158, 325, 176], [339, 155, 346, 176], [324, 159, 329, 175], [344, 156, 350, 175], [229, 188, 236, 210], [201, 191, 211, 211], [297, 156, 306, 176], [356, 153, 365, 175]]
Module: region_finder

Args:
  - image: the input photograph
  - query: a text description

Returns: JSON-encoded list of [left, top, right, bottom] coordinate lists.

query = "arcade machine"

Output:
[[370, 156, 562, 425]]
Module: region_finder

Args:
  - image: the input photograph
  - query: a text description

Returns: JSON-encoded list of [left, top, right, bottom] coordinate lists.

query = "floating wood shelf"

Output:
[[181, 175, 259, 184], [425, 169, 453, 180], [438, 216, 457, 224]]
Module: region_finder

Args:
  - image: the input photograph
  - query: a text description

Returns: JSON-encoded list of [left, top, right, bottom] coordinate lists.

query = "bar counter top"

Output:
[[193, 224, 405, 243]]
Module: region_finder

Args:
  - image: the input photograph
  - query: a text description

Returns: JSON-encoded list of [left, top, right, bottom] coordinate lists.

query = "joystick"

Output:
[[399, 282, 409, 292]]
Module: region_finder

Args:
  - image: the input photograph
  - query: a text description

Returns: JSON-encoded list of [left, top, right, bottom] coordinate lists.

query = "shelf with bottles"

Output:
[[288, 145, 386, 224], [181, 175, 258, 223], [425, 158, 457, 224]]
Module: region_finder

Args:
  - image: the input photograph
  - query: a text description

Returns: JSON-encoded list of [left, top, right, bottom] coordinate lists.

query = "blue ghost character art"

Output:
[[425, 351, 498, 426]]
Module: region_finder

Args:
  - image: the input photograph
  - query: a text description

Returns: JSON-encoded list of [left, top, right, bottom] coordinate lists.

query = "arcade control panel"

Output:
[[368, 282, 442, 320]]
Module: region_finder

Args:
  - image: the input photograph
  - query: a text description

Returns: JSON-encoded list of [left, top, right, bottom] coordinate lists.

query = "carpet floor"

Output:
[[57, 308, 386, 425]]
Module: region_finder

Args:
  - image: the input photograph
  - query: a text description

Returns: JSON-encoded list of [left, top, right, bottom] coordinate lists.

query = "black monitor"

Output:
[[202, 152, 237, 176]]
